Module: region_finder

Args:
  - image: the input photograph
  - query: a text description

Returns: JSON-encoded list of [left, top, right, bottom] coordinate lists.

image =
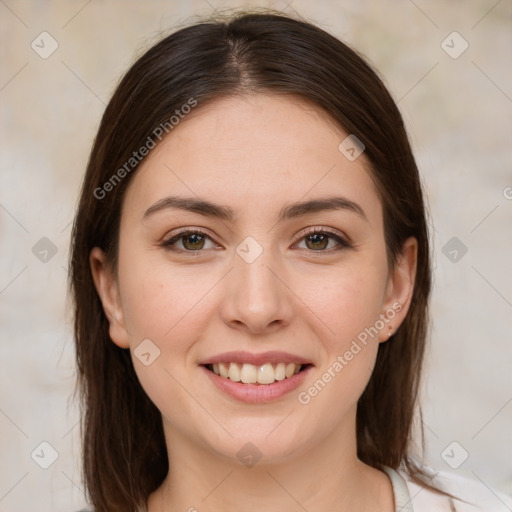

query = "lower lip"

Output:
[[201, 365, 312, 404]]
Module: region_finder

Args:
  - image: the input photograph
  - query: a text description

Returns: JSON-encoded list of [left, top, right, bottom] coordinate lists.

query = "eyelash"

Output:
[[161, 227, 352, 254]]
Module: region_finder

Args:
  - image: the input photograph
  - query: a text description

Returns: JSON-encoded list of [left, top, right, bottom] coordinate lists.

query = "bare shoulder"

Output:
[[402, 469, 512, 511]]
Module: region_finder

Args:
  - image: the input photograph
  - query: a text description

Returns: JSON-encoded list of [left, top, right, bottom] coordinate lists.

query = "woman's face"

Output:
[[91, 94, 416, 466]]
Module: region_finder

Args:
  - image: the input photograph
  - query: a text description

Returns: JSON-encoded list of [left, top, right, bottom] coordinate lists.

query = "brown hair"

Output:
[[70, 10, 436, 511]]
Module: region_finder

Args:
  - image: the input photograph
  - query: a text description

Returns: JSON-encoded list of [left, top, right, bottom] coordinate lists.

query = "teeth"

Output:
[[257, 363, 275, 384], [241, 363, 257, 383], [228, 362, 241, 382], [218, 362, 229, 378], [285, 363, 296, 378], [209, 362, 304, 384], [275, 362, 286, 381]]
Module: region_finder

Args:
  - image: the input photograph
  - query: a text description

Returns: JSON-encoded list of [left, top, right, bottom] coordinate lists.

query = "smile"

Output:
[[205, 362, 306, 385], [200, 350, 313, 403]]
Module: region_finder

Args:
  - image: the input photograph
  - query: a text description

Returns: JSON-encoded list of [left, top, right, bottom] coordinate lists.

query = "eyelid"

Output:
[[162, 225, 352, 253], [164, 226, 217, 241], [162, 227, 220, 249], [164, 226, 349, 243], [293, 225, 352, 247]]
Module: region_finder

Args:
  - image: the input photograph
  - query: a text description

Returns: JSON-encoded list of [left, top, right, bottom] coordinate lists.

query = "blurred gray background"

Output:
[[0, 1, 511, 511]]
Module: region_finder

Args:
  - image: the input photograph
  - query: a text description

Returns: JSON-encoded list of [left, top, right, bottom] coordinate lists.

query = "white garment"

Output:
[[384, 466, 512, 511]]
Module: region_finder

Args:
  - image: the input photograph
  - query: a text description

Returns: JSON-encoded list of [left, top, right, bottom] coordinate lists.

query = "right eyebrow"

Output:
[[143, 196, 235, 221]]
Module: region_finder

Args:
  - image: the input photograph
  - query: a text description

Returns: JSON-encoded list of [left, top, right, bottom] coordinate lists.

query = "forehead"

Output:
[[122, 94, 381, 226]]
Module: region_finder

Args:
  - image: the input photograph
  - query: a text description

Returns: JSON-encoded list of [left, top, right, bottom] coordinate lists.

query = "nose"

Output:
[[220, 247, 293, 335]]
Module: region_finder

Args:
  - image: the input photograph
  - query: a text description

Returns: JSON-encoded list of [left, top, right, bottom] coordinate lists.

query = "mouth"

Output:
[[203, 362, 312, 385], [199, 351, 314, 402]]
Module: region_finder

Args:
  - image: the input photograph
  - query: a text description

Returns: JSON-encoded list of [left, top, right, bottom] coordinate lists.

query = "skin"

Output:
[[91, 94, 417, 512]]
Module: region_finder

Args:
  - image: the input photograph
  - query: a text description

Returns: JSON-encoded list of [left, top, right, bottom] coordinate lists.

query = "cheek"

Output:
[[118, 251, 217, 343], [301, 260, 388, 345], [294, 258, 387, 401], [294, 277, 384, 422], [118, 255, 219, 422]]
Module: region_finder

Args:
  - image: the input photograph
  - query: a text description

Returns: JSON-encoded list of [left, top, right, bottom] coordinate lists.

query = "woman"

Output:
[[70, 10, 511, 512]]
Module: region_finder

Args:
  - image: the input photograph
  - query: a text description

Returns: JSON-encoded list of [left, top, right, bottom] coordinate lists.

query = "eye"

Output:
[[162, 229, 218, 252], [294, 227, 351, 252], [162, 227, 352, 254]]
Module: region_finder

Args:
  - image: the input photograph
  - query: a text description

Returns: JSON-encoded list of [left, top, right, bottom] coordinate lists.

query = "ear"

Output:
[[378, 237, 418, 342], [89, 247, 130, 349]]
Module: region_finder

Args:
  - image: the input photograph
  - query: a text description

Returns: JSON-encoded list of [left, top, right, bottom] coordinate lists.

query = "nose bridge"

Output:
[[222, 238, 292, 332]]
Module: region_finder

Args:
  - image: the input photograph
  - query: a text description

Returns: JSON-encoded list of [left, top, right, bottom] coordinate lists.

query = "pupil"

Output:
[[185, 233, 204, 249], [308, 233, 327, 250]]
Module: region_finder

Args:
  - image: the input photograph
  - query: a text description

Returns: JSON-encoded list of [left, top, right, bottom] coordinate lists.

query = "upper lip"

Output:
[[199, 351, 313, 366]]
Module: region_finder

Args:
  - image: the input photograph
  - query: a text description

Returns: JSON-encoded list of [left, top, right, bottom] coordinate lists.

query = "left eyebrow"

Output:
[[277, 197, 367, 223], [143, 195, 368, 223]]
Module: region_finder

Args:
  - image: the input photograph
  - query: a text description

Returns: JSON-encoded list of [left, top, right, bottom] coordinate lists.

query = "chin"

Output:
[[199, 418, 315, 468]]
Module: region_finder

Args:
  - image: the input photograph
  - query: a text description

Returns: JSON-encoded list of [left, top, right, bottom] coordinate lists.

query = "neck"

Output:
[[148, 411, 394, 512]]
